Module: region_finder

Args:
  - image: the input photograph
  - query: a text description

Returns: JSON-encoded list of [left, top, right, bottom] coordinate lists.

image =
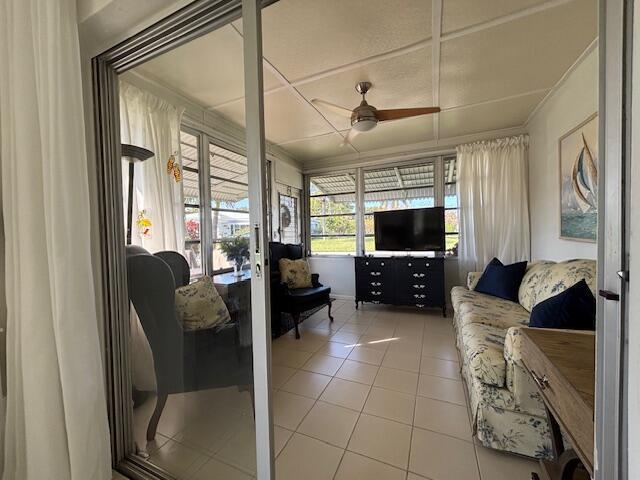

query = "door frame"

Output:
[[596, 0, 632, 478], [91, 1, 276, 477]]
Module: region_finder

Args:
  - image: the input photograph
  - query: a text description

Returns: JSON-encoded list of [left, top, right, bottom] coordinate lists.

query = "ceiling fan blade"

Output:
[[340, 128, 359, 147], [311, 99, 353, 118], [376, 107, 441, 122]]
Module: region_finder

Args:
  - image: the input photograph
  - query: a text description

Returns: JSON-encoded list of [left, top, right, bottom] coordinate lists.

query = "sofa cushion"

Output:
[[533, 259, 597, 308], [452, 287, 529, 330], [518, 261, 556, 312], [529, 280, 596, 330], [475, 258, 528, 302], [460, 323, 508, 387]]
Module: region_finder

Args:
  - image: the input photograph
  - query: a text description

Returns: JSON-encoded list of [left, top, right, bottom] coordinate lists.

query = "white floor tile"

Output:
[[334, 451, 406, 480], [419, 356, 461, 380], [272, 391, 315, 430], [302, 353, 345, 376], [276, 433, 343, 480], [363, 386, 415, 425], [297, 401, 359, 448], [374, 367, 419, 395], [280, 370, 332, 399], [348, 414, 412, 469], [409, 427, 480, 480], [414, 396, 473, 441], [320, 377, 371, 411], [417, 374, 466, 406], [335, 359, 379, 384]]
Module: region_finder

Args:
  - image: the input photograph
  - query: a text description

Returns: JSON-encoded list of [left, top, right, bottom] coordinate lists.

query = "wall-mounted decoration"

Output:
[[559, 113, 598, 242]]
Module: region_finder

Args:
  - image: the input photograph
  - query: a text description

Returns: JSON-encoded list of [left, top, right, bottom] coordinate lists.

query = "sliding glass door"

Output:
[[93, 1, 274, 478]]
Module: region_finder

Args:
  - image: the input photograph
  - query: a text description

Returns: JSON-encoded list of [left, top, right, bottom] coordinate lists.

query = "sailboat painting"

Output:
[[559, 113, 598, 242]]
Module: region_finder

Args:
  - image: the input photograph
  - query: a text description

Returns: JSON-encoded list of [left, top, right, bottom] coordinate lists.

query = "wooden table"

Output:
[[520, 328, 595, 480], [213, 269, 252, 347]]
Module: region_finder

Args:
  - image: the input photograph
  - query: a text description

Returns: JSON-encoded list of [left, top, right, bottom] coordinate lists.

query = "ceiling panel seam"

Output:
[[441, 0, 576, 42], [229, 23, 359, 154], [432, 0, 443, 141], [208, 0, 574, 112]]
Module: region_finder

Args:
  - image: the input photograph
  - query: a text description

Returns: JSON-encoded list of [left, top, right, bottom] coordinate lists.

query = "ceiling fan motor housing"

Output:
[[351, 101, 378, 131]]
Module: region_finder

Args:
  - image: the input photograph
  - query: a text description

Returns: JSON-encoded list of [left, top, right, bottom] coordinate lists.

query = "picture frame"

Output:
[[558, 112, 598, 242]]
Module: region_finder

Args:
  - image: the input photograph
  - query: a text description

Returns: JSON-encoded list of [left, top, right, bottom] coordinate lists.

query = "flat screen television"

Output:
[[374, 207, 445, 251]]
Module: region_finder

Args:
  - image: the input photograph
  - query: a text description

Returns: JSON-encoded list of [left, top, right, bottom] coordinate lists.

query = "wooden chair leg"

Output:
[[293, 312, 301, 339], [327, 300, 334, 322], [146, 393, 168, 441]]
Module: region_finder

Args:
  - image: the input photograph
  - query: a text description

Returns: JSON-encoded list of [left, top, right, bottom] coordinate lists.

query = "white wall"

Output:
[[527, 45, 599, 261], [308, 257, 356, 299]]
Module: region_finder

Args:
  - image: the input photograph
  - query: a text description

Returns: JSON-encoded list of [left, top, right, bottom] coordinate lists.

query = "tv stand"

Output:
[[354, 255, 446, 316]]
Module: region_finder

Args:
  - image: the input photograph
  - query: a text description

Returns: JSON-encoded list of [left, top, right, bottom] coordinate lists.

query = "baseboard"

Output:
[[331, 294, 355, 301]]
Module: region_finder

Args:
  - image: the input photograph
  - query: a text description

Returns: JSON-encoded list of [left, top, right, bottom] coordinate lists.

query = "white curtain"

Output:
[[120, 81, 185, 252], [120, 82, 185, 392], [457, 135, 531, 275], [0, 0, 111, 479]]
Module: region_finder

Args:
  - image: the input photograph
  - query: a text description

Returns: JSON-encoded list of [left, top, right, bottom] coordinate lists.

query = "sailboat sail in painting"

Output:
[[560, 114, 598, 241]]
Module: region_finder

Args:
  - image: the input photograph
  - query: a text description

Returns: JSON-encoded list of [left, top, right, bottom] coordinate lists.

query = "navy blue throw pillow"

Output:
[[474, 258, 527, 302], [529, 280, 596, 330]]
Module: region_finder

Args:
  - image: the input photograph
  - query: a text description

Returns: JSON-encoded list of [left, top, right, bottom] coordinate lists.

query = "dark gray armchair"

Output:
[[125, 246, 253, 441], [268, 242, 333, 339]]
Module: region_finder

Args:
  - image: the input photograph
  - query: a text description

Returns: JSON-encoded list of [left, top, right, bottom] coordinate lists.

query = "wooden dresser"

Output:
[[354, 256, 446, 315], [520, 328, 595, 480]]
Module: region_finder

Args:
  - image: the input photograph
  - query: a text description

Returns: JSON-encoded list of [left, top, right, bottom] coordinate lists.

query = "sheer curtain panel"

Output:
[[120, 81, 185, 392], [0, 0, 111, 478], [457, 135, 531, 275]]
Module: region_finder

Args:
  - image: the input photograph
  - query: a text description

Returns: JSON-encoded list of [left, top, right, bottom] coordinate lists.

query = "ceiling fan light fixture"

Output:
[[352, 119, 377, 132]]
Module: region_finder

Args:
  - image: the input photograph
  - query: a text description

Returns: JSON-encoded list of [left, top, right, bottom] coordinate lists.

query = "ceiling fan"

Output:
[[311, 82, 441, 146]]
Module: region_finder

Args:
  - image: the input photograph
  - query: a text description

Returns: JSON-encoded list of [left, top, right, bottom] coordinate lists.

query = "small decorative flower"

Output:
[[137, 210, 152, 238]]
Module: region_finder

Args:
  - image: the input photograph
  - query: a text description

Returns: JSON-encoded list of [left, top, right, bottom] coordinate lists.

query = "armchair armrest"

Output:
[[311, 273, 322, 288], [467, 271, 483, 290]]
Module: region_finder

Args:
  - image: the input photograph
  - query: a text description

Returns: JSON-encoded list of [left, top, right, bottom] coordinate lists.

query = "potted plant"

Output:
[[220, 236, 250, 277]]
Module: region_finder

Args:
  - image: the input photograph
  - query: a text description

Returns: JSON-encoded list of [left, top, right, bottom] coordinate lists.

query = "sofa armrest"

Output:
[[311, 273, 322, 288], [467, 271, 483, 290], [504, 326, 545, 416]]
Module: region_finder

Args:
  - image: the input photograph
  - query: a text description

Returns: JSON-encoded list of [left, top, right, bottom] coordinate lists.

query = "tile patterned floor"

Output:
[[126, 300, 542, 480]]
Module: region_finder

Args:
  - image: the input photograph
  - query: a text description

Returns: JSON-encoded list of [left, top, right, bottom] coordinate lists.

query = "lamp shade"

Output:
[[122, 143, 154, 163]]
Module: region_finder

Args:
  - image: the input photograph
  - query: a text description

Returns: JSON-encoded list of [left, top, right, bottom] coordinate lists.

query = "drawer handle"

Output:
[[371, 291, 382, 296], [413, 284, 425, 289], [370, 272, 381, 276], [365, 261, 369, 266], [371, 282, 382, 286], [413, 294, 426, 299], [531, 370, 550, 391], [372, 300, 380, 304], [416, 304, 425, 308], [425, 263, 430, 267], [381, 262, 385, 266], [413, 273, 426, 278], [408, 263, 412, 267]]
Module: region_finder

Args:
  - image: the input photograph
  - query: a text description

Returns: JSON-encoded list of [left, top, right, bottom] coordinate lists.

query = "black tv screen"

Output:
[[374, 207, 445, 251]]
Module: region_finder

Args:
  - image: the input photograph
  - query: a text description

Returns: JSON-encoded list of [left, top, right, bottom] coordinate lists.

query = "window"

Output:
[[309, 173, 357, 254], [364, 162, 435, 254], [209, 142, 251, 272], [181, 128, 265, 275], [444, 156, 459, 256], [180, 130, 202, 276]]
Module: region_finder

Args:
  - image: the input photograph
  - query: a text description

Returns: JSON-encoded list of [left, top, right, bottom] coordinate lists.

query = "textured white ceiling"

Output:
[[133, 0, 598, 163]]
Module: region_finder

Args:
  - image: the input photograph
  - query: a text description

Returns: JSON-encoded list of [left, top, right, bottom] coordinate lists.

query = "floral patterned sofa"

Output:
[[450, 259, 596, 459]]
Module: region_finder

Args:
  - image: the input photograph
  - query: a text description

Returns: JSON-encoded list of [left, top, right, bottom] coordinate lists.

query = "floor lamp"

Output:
[[122, 144, 154, 245]]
